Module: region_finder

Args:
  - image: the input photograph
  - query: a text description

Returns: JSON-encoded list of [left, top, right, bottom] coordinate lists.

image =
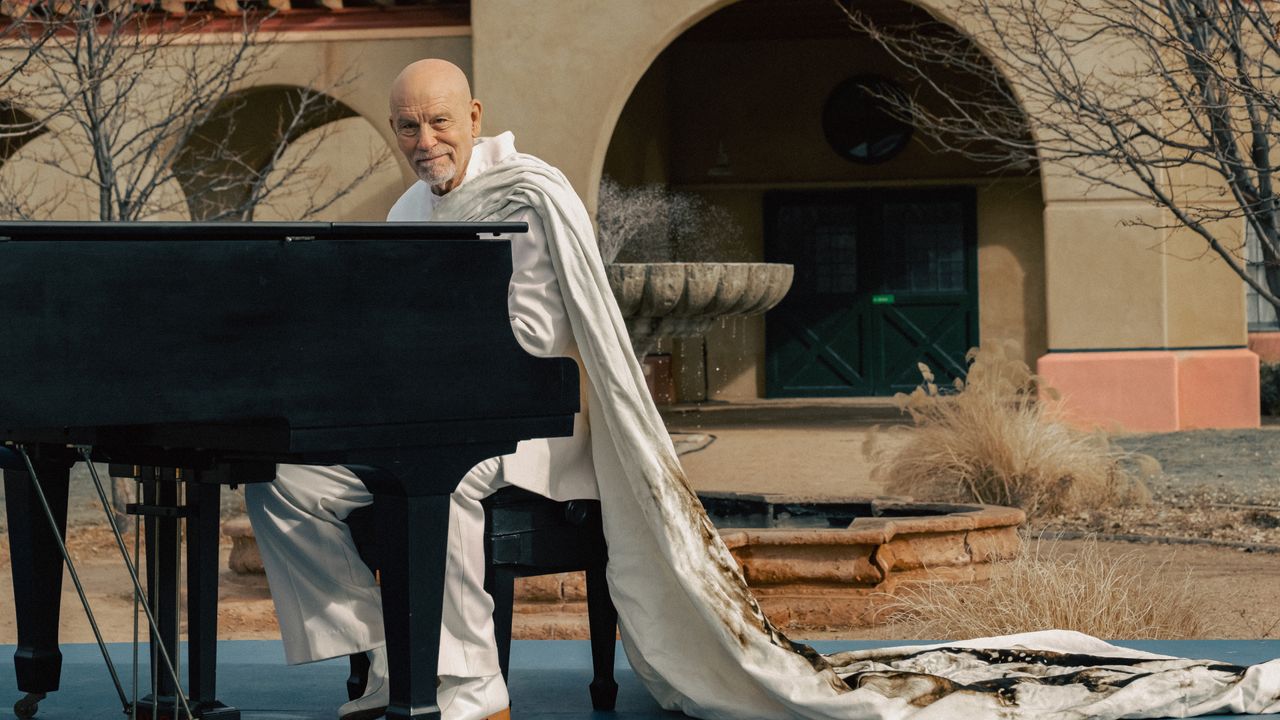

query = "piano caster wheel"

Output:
[[14, 692, 45, 719]]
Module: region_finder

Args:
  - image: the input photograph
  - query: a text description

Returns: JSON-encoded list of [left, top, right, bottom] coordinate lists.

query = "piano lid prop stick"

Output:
[[14, 446, 131, 714], [78, 451, 194, 720]]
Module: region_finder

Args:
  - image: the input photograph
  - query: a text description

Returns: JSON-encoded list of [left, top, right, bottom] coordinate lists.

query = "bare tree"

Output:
[[0, 4, 58, 134], [1, 1, 391, 526], [0, 0, 390, 222], [840, 0, 1280, 311]]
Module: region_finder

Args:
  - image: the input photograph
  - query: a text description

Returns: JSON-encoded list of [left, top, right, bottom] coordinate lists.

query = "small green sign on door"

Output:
[[871, 294, 895, 305]]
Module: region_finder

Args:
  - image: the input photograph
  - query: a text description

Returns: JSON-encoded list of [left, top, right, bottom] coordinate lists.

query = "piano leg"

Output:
[[351, 445, 513, 720], [3, 457, 72, 716], [185, 479, 237, 720], [135, 469, 185, 719], [128, 469, 238, 720], [373, 491, 452, 720]]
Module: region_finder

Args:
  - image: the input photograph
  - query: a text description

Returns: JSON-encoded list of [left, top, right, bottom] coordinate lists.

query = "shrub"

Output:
[[883, 537, 1212, 639], [595, 176, 744, 264], [1260, 362, 1280, 416], [865, 340, 1153, 520]]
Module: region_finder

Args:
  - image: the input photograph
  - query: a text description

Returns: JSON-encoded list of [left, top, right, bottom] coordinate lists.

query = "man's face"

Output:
[[390, 93, 481, 194]]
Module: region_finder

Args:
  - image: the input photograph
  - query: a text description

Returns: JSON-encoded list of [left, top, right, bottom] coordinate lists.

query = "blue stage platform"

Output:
[[2, 639, 1278, 718]]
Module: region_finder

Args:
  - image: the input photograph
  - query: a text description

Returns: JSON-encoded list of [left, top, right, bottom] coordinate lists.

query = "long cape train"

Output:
[[432, 150, 1280, 720]]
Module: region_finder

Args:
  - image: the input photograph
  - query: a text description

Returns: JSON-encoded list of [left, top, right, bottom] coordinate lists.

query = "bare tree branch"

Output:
[[1, 2, 385, 223], [839, 0, 1280, 312]]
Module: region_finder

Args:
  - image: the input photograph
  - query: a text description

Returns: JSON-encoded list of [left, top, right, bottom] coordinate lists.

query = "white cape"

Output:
[[431, 152, 1280, 719]]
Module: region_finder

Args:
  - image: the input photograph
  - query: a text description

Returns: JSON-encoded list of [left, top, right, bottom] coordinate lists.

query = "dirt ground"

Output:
[[2, 424, 1279, 644], [1038, 427, 1280, 549], [828, 538, 1280, 641], [3, 529, 1276, 646], [0, 526, 280, 645]]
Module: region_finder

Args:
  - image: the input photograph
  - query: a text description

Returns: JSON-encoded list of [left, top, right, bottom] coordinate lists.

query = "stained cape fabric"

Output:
[[431, 147, 1280, 720]]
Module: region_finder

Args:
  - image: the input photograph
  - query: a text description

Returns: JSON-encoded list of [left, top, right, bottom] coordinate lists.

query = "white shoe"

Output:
[[438, 672, 510, 720], [338, 646, 389, 720]]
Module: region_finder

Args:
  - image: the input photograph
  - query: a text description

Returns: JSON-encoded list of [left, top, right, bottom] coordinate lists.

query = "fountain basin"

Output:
[[606, 262, 793, 354], [224, 493, 1025, 636]]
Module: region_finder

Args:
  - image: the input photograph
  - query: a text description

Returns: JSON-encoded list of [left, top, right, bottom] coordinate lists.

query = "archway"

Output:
[[0, 103, 50, 219], [173, 85, 394, 221], [599, 0, 1045, 403], [251, 116, 402, 222], [0, 106, 188, 220], [0, 103, 45, 165]]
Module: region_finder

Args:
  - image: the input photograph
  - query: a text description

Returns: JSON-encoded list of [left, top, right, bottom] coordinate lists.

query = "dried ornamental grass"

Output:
[[885, 537, 1212, 640], [865, 340, 1154, 520]]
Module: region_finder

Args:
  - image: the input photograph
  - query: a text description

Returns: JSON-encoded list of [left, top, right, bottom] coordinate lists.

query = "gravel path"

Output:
[[1112, 427, 1280, 505], [1038, 426, 1280, 549]]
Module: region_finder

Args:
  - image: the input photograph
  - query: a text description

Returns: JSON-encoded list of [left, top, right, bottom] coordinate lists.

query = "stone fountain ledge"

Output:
[[606, 262, 794, 355], [607, 262, 793, 318], [225, 499, 1024, 637], [717, 500, 1025, 630], [497, 498, 1023, 637]]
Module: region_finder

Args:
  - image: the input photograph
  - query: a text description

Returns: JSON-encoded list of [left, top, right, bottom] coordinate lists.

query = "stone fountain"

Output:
[[606, 262, 794, 357]]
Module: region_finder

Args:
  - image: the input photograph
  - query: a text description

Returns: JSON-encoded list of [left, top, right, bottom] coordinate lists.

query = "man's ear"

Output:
[[471, 99, 483, 136]]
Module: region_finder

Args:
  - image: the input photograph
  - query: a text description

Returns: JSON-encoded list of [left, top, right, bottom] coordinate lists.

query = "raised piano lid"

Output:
[[0, 221, 578, 457]]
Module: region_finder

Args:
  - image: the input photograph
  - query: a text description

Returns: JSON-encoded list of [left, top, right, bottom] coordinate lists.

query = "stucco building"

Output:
[[0, 0, 1266, 431]]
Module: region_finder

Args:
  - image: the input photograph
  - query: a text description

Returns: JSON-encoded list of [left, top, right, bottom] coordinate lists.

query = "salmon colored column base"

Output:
[[1036, 349, 1259, 432], [1248, 331, 1280, 363]]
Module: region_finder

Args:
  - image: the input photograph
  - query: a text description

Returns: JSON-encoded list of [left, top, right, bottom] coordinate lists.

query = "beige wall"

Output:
[[978, 180, 1048, 361], [1042, 200, 1247, 351], [1164, 219, 1248, 348], [251, 117, 403, 222], [471, 0, 734, 211], [0, 31, 470, 221], [1042, 201, 1167, 349]]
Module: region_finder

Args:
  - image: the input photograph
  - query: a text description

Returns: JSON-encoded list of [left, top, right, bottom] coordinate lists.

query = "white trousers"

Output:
[[244, 459, 505, 678]]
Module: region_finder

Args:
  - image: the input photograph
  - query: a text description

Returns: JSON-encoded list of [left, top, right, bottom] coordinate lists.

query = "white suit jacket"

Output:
[[387, 132, 597, 501]]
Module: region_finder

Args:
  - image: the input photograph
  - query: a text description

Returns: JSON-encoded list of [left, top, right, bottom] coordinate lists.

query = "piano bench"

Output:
[[343, 485, 618, 712]]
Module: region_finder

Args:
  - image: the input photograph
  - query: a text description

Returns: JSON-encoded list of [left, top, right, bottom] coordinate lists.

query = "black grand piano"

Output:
[[0, 221, 580, 719]]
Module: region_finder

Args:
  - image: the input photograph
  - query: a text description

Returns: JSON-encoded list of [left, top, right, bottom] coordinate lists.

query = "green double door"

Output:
[[765, 188, 978, 397]]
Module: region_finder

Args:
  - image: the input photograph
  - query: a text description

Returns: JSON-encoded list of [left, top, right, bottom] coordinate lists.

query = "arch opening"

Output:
[[0, 103, 46, 166], [174, 85, 363, 221], [600, 0, 1045, 403]]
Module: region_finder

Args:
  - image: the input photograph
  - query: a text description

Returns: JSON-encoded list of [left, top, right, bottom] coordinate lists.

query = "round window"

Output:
[[822, 76, 913, 164]]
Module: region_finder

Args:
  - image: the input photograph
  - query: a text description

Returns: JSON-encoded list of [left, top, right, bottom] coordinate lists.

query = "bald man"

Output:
[[245, 59, 595, 720]]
